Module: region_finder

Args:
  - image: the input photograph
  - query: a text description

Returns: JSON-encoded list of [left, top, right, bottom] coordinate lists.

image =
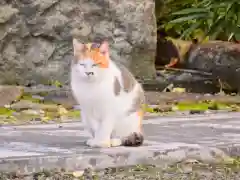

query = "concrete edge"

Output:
[[0, 145, 234, 175]]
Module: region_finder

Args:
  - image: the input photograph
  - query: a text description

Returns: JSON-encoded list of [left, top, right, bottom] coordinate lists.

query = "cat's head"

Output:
[[72, 38, 110, 82]]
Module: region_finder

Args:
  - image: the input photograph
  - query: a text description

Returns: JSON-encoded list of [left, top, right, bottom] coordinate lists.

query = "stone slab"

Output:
[[1, 112, 240, 174]]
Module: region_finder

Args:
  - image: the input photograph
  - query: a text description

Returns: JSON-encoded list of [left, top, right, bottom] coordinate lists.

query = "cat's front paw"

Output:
[[86, 138, 111, 148], [85, 138, 94, 146]]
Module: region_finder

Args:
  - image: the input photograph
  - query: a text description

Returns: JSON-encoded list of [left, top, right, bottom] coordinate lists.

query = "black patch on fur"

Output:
[[121, 132, 144, 147]]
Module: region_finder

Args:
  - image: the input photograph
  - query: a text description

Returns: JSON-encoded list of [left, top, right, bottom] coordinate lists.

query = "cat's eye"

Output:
[[79, 63, 85, 66]]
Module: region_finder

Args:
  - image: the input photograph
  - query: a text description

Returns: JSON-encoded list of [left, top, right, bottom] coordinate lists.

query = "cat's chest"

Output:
[[72, 82, 114, 102], [74, 86, 114, 116]]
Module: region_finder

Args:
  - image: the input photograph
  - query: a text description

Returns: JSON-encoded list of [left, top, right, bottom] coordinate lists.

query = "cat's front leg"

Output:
[[81, 110, 99, 145], [86, 115, 115, 148], [81, 111, 94, 137]]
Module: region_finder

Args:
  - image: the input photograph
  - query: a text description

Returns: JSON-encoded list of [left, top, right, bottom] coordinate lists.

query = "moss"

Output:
[[36, 91, 49, 97], [0, 107, 14, 116], [1, 160, 238, 180], [21, 92, 62, 106], [143, 99, 240, 114], [143, 104, 159, 113], [0, 97, 81, 125], [44, 111, 60, 119], [175, 102, 210, 111], [47, 80, 63, 88], [0, 115, 17, 125], [65, 109, 81, 118], [172, 101, 233, 111], [20, 93, 43, 103], [13, 113, 41, 122]]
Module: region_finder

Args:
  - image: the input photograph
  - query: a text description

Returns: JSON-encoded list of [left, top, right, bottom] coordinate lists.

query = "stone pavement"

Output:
[[0, 112, 240, 174]]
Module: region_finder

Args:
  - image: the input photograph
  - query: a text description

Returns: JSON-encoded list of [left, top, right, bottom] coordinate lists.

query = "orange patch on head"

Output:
[[82, 43, 109, 68], [73, 39, 110, 68]]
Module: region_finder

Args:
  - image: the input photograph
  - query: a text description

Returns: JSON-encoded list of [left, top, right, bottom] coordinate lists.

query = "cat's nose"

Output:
[[85, 72, 94, 76]]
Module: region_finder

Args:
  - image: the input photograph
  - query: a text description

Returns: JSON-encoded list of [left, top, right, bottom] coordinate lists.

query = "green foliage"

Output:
[[47, 80, 63, 88], [0, 107, 14, 116], [157, 0, 240, 41]]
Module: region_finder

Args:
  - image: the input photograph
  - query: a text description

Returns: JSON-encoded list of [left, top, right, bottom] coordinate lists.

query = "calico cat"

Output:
[[71, 38, 145, 148]]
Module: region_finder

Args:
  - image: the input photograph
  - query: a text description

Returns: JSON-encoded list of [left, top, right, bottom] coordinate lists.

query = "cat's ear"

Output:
[[72, 38, 85, 56], [99, 41, 109, 55]]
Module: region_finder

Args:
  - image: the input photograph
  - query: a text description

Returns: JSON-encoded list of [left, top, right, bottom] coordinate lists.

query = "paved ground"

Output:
[[0, 112, 240, 174]]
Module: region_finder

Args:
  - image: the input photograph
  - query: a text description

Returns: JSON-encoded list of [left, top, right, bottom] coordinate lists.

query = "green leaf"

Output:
[[199, 0, 212, 7], [235, 33, 240, 40], [228, 24, 240, 38], [172, 8, 209, 15], [163, 23, 174, 31], [228, 32, 235, 41], [226, 2, 234, 13], [206, 16, 225, 38], [157, 0, 240, 41], [180, 21, 202, 39], [169, 14, 208, 24]]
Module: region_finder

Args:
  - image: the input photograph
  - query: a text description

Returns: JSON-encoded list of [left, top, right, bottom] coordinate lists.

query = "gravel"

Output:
[[1, 161, 240, 180]]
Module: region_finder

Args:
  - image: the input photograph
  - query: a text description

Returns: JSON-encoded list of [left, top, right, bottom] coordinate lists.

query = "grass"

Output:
[[144, 100, 240, 114], [1, 89, 240, 125], [0, 107, 15, 116], [174, 101, 230, 111], [20, 94, 43, 103], [1, 160, 240, 180], [0, 92, 81, 125], [1, 98, 240, 125]]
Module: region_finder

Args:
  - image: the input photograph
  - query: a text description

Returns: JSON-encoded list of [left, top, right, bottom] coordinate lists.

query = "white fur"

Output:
[[71, 57, 143, 148]]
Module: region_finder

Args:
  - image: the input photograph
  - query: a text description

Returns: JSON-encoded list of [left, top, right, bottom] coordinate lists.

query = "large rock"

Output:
[[0, 0, 157, 85], [186, 41, 240, 92], [154, 38, 240, 93], [0, 86, 24, 107]]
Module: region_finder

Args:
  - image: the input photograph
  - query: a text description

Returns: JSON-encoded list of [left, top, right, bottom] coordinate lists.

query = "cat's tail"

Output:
[[121, 132, 144, 147]]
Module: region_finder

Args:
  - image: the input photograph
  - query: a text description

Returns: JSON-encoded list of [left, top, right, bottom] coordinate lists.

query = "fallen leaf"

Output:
[[171, 105, 179, 111], [58, 105, 68, 116], [172, 88, 186, 93], [165, 58, 179, 68], [41, 116, 51, 122], [72, 170, 84, 177]]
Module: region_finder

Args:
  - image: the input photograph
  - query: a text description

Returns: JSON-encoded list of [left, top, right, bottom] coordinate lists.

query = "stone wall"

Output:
[[0, 0, 157, 86]]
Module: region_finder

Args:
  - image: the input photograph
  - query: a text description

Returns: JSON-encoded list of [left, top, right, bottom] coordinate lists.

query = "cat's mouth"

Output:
[[83, 74, 96, 82]]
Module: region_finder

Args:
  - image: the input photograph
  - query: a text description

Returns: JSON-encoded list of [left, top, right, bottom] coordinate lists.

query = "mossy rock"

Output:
[[0, 85, 24, 107], [10, 100, 59, 112]]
